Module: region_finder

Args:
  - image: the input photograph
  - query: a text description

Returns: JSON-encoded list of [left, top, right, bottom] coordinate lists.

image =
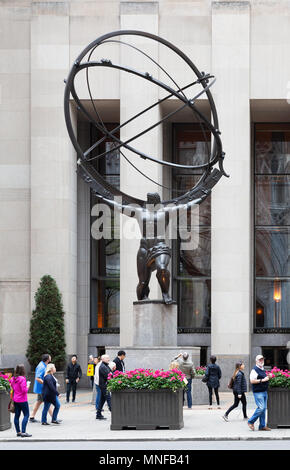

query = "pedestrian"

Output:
[[29, 353, 53, 422], [247, 355, 272, 431], [205, 355, 222, 409], [169, 360, 180, 370], [41, 363, 61, 425], [10, 364, 32, 437], [96, 355, 112, 420], [113, 350, 126, 372], [94, 357, 102, 411], [173, 352, 195, 409], [65, 354, 82, 403], [222, 361, 248, 421]]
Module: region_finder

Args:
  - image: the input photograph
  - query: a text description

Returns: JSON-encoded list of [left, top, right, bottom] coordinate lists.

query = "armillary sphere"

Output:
[[64, 30, 228, 208]]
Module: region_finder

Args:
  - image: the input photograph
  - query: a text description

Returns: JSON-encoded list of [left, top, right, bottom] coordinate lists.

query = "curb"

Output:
[[1, 435, 290, 443]]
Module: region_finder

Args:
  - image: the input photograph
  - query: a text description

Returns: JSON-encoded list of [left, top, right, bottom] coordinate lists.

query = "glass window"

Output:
[[173, 124, 211, 332], [90, 124, 120, 332], [262, 347, 289, 370], [254, 123, 290, 331]]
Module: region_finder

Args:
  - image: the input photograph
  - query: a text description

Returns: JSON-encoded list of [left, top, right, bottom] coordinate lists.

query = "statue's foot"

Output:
[[162, 293, 174, 305]]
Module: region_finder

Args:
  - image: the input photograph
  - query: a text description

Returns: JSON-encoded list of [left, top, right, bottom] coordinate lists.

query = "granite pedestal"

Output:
[[106, 300, 200, 371]]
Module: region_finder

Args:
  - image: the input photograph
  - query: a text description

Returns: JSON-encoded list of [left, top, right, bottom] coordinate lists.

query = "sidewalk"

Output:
[[1, 390, 290, 442]]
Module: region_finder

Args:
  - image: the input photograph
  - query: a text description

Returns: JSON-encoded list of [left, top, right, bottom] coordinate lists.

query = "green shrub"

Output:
[[26, 275, 66, 370]]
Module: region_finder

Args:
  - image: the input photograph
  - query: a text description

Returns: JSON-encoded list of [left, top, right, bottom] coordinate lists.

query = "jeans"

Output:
[[248, 391, 268, 429], [66, 380, 77, 402], [14, 402, 29, 434], [95, 384, 101, 410], [183, 378, 192, 408], [225, 392, 247, 418], [97, 387, 111, 417], [42, 398, 60, 423], [208, 386, 220, 406]]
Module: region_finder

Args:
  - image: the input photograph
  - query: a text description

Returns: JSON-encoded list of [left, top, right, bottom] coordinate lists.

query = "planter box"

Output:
[[0, 390, 11, 431], [110, 389, 184, 430], [191, 376, 209, 405], [267, 387, 290, 429]]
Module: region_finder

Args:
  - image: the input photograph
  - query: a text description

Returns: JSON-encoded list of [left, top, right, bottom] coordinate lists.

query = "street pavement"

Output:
[[1, 389, 290, 444]]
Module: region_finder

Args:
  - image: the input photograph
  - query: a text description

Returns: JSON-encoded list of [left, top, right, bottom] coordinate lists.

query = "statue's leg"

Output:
[[136, 246, 151, 300], [155, 254, 173, 304]]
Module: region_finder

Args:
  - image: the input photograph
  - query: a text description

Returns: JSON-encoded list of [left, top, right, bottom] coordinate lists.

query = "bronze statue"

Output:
[[96, 191, 205, 304], [64, 30, 228, 305]]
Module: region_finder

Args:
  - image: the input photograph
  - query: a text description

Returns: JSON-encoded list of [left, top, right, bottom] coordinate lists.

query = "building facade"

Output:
[[0, 0, 290, 388]]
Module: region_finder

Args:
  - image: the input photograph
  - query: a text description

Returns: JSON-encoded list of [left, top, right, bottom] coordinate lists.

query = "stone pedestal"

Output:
[[133, 300, 177, 347], [106, 300, 200, 371]]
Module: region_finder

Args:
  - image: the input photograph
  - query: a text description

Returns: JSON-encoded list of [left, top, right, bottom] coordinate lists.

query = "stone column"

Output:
[[0, 3, 31, 368], [211, 1, 251, 388], [30, 3, 78, 360], [119, 2, 163, 347]]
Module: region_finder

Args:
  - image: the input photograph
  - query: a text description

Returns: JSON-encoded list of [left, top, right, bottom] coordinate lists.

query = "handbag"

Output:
[[227, 376, 234, 389], [8, 391, 15, 413], [202, 375, 208, 383]]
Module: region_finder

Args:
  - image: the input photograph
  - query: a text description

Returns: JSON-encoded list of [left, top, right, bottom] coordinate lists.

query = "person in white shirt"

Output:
[[248, 355, 272, 431], [94, 359, 102, 411]]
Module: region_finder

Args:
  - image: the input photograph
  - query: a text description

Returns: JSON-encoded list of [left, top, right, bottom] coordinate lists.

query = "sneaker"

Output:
[[41, 422, 50, 425], [222, 414, 229, 422], [29, 417, 38, 423], [16, 432, 22, 437], [21, 433, 32, 438], [51, 420, 61, 424], [248, 422, 255, 431], [96, 415, 107, 420]]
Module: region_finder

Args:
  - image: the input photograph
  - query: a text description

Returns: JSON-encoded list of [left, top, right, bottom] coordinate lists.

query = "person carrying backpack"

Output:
[[222, 361, 248, 421]]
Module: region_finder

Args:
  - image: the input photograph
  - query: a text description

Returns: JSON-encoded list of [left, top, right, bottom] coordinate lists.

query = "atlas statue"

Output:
[[64, 30, 228, 304]]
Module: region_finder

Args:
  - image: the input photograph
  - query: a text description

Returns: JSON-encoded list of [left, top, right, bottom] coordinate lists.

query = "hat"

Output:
[[256, 354, 264, 361]]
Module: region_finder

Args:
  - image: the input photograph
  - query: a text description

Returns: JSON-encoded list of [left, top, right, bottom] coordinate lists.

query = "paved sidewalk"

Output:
[[1, 390, 290, 442]]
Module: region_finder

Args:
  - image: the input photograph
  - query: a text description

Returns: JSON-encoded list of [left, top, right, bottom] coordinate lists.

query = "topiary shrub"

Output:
[[26, 275, 66, 370]]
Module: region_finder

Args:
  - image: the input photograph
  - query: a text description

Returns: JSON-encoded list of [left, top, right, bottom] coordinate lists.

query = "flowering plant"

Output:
[[267, 367, 290, 389], [107, 368, 187, 392], [195, 366, 206, 376], [0, 373, 11, 394]]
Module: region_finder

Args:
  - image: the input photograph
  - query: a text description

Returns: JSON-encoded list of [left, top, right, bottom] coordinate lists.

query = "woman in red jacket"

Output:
[[10, 364, 32, 437]]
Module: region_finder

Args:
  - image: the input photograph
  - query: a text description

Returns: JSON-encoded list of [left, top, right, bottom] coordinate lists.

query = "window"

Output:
[[173, 124, 211, 332], [254, 123, 290, 332], [90, 124, 120, 333], [262, 347, 289, 370]]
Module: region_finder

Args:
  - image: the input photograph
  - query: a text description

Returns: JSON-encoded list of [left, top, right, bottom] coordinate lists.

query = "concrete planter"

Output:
[[191, 375, 209, 405], [267, 388, 290, 428], [110, 388, 184, 430], [0, 390, 11, 431]]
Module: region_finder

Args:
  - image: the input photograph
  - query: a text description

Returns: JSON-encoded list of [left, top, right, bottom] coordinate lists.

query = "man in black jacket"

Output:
[[113, 350, 126, 372], [96, 354, 112, 420], [65, 355, 82, 403]]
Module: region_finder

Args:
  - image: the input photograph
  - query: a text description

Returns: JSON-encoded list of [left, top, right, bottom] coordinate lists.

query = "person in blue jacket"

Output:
[[205, 355, 222, 409], [222, 361, 248, 421], [41, 364, 61, 425]]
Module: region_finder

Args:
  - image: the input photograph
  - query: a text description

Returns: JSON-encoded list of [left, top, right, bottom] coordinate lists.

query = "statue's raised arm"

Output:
[[94, 193, 143, 218]]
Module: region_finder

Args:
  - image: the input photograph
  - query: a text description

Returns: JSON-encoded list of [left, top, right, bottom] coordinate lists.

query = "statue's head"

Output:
[[147, 192, 161, 206]]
